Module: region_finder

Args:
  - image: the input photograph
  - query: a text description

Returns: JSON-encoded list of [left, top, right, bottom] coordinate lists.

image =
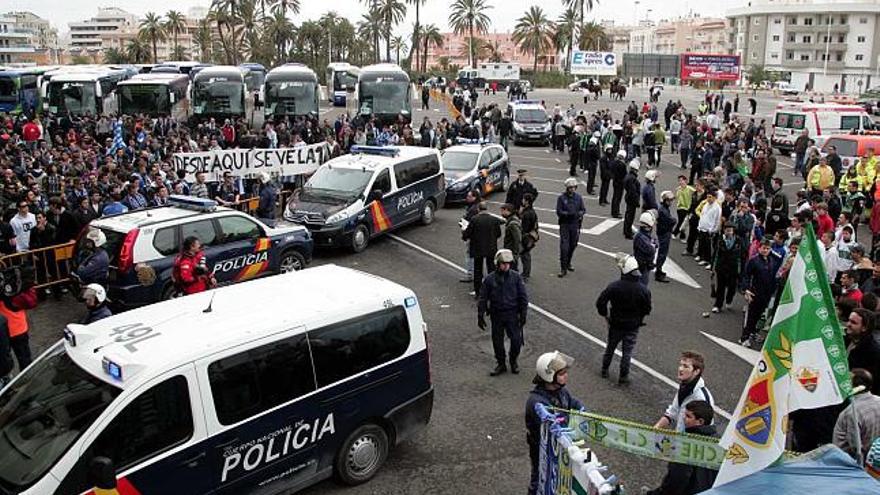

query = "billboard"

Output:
[[621, 54, 680, 79], [680, 53, 741, 81], [570, 51, 617, 76]]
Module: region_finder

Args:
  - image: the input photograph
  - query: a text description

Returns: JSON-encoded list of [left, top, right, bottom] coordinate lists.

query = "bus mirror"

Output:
[[95, 86, 103, 98], [88, 457, 117, 490], [170, 93, 176, 103]]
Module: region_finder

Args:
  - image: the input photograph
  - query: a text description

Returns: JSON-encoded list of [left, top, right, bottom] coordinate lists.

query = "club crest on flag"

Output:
[[735, 376, 775, 448], [797, 367, 819, 392]]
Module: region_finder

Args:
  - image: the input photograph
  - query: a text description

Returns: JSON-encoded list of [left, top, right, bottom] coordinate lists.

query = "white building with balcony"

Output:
[[0, 15, 37, 64], [727, 0, 880, 92], [68, 7, 138, 52]]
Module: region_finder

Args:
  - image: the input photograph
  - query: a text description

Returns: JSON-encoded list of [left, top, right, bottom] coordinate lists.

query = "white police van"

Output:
[[509, 100, 551, 145], [0, 265, 433, 495], [284, 146, 446, 252]]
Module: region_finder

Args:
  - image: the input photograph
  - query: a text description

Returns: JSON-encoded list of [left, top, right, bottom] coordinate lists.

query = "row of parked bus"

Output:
[[0, 61, 414, 125]]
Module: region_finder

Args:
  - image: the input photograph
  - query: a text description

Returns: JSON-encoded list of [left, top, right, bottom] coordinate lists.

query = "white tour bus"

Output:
[[117, 73, 190, 121], [191, 65, 252, 121], [264, 63, 320, 119], [325, 62, 360, 106], [0, 265, 433, 495], [771, 101, 875, 151], [44, 69, 131, 116]]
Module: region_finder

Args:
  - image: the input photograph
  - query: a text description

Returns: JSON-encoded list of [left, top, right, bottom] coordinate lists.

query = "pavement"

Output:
[[26, 86, 807, 495]]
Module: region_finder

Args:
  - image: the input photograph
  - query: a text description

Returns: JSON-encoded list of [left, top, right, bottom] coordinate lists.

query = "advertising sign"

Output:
[[570, 51, 617, 76], [680, 53, 741, 81]]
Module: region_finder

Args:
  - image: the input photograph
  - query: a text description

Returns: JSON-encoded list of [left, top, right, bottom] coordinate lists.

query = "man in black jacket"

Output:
[[610, 150, 628, 218], [655, 191, 677, 283], [505, 169, 538, 211], [520, 194, 538, 281], [646, 400, 718, 495], [463, 201, 503, 296], [556, 178, 586, 278], [597, 255, 652, 384], [740, 238, 779, 347], [845, 308, 880, 394], [711, 223, 743, 312], [623, 160, 641, 239], [478, 249, 528, 376]]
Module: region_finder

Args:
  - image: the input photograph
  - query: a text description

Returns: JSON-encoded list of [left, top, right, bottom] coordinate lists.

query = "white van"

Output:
[[0, 265, 433, 495], [771, 101, 875, 151]]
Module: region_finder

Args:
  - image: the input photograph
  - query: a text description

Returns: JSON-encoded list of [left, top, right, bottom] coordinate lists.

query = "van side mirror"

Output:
[[88, 457, 117, 490], [368, 189, 383, 203]]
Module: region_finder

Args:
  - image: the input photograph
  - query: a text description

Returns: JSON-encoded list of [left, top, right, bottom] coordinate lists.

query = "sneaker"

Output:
[[510, 362, 520, 374], [705, 264, 712, 270], [694, 256, 702, 262], [739, 338, 752, 348], [711, 307, 720, 313], [567, 266, 575, 272], [468, 291, 476, 296], [557, 271, 567, 278]]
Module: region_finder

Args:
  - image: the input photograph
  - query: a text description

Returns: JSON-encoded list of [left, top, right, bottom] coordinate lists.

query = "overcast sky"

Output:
[[8, 0, 742, 36]]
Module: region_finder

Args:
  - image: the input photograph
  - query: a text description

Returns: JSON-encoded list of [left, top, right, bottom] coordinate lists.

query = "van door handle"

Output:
[[181, 452, 206, 468]]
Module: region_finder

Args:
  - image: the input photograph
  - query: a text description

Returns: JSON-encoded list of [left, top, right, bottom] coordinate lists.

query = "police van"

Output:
[[442, 140, 510, 203], [509, 100, 551, 145], [284, 146, 445, 252], [84, 196, 313, 309], [0, 265, 433, 495]]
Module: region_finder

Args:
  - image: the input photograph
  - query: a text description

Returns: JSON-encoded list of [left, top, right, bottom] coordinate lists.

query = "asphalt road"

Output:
[[26, 86, 804, 495]]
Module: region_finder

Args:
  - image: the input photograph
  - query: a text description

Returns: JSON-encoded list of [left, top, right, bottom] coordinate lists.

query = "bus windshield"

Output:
[[359, 80, 410, 115], [265, 80, 317, 115], [0, 78, 17, 102], [0, 342, 122, 492], [194, 80, 243, 115], [119, 84, 170, 115], [47, 81, 97, 115], [333, 71, 357, 92]]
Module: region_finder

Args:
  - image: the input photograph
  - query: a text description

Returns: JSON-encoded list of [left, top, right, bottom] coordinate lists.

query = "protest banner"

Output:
[[172, 143, 330, 182]]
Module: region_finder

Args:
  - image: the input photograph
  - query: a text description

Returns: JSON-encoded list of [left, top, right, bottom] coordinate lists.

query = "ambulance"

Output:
[[771, 101, 875, 152], [0, 265, 433, 495]]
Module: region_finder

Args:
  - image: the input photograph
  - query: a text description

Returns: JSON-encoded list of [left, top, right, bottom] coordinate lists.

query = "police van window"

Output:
[[394, 156, 440, 188], [89, 375, 193, 470], [372, 169, 392, 195], [181, 219, 217, 246], [217, 215, 262, 243], [208, 333, 316, 425], [152, 226, 177, 256], [308, 306, 410, 388]]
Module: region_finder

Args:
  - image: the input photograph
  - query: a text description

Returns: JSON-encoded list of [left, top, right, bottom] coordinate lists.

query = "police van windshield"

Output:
[[304, 166, 373, 198], [0, 343, 121, 492], [514, 108, 546, 124], [441, 150, 478, 171]]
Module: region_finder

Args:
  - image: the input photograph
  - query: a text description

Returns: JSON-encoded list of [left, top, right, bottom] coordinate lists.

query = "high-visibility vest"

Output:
[[0, 302, 28, 337]]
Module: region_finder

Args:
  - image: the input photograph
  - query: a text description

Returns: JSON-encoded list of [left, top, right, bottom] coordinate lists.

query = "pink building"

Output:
[[422, 32, 559, 70]]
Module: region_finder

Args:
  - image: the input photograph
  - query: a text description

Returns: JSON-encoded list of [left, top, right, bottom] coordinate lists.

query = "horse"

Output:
[[587, 81, 602, 100], [609, 81, 627, 101]]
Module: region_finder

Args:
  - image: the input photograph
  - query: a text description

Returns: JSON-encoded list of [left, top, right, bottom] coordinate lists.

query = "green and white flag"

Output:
[[715, 224, 852, 486]]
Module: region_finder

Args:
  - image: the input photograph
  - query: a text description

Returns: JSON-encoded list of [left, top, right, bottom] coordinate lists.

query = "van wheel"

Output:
[[279, 250, 305, 273], [351, 224, 370, 253], [335, 424, 389, 486], [420, 200, 436, 225]]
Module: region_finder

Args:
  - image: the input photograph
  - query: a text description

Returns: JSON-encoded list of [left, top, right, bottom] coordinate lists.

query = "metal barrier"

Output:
[[0, 241, 76, 289]]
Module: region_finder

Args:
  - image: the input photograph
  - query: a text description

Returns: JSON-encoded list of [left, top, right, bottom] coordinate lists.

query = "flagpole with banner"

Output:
[[714, 224, 852, 486]]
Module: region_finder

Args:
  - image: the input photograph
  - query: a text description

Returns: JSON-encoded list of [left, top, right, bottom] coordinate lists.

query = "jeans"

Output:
[[680, 148, 690, 169], [473, 256, 494, 294], [465, 242, 474, 278], [742, 297, 771, 341], [714, 270, 738, 309], [673, 209, 688, 237], [795, 152, 806, 177], [602, 327, 639, 378], [559, 223, 580, 271], [656, 233, 671, 278], [491, 313, 523, 367], [10, 333, 31, 372], [521, 249, 532, 278]]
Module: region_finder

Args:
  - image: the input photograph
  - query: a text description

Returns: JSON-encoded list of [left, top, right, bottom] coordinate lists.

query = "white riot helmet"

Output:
[[592, 131, 601, 138], [535, 351, 575, 384], [83, 283, 107, 304], [628, 159, 640, 171], [616, 149, 627, 159], [616, 252, 640, 275], [85, 228, 106, 248], [494, 248, 515, 265], [563, 177, 578, 188], [645, 169, 660, 182], [259, 172, 271, 183], [639, 211, 656, 227], [661, 190, 675, 202]]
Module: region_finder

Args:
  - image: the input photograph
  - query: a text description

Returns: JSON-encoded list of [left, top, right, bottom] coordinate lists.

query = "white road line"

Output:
[[485, 201, 610, 220], [388, 233, 730, 420], [701, 331, 761, 365], [537, 219, 621, 235]]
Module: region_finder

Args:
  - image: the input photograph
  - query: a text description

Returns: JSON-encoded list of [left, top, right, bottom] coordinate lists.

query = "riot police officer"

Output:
[[556, 177, 586, 278], [478, 249, 529, 376]]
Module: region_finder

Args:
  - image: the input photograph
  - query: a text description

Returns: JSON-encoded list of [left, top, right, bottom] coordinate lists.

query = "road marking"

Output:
[[537, 219, 620, 235], [388, 233, 729, 420], [486, 201, 611, 220], [538, 229, 701, 289], [701, 331, 761, 365]]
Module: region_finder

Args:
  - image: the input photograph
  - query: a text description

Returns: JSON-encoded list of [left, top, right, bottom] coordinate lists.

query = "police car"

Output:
[[0, 265, 433, 495], [509, 100, 551, 145], [284, 145, 445, 252], [84, 196, 313, 309], [442, 141, 510, 203]]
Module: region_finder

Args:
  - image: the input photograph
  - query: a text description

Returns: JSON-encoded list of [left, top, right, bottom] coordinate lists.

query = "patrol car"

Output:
[[442, 141, 510, 203], [0, 265, 433, 495], [83, 196, 313, 309], [509, 100, 551, 145], [284, 146, 445, 252]]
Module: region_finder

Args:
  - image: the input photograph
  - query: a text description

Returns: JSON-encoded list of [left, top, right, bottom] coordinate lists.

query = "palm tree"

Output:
[[390, 35, 407, 65], [358, 8, 385, 63], [269, 0, 300, 17], [420, 23, 443, 72], [407, 0, 426, 71], [237, 0, 264, 62], [103, 47, 128, 64], [487, 40, 503, 62], [512, 6, 554, 72], [448, 0, 492, 68], [458, 36, 489, 63], [209, 0, 242, 64], [164, 10, 186, 56], [578, 21, 608, 50], [265, 10, 294, 64], [561, 0, 597, 33], [194, 19, 214, 62], [378, 0, 407, 62], [554, 8, 578, 72], [126, 37, 150, 63], [170, 45, 189, 61], [139, 12, 167, 63]]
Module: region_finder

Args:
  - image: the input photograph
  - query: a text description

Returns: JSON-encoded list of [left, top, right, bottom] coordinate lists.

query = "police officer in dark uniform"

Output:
[[478, 249, 529, 376], [596, 255, 652, 384], [556, 177, 586, 278], [655, 191, 677, 283], [598, 145, 617, 206], [505, 169, 538, 210], [623, 159, 641, 239], [610, 149, 628, 218]]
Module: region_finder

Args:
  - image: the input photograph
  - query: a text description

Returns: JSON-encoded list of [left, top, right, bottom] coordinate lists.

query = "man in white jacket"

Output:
[[654, 351, 716, 432]]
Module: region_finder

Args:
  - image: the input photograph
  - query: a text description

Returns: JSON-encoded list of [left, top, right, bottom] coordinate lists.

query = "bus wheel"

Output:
[[335, 424, 389, 486], [351, 224, 370, 253]]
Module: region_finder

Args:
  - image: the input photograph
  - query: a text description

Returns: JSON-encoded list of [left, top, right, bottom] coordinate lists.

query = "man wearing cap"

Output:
[[596, 255, 652, 384], [634, 212, 657, 286], [478, 249, 529, 377], [556, 178, 586, 278], [256, 172, 277, 227], [505, 169, 538, 211], [655, 191, 677, 283], [500, 203, 523, 271], [623, 160, 641, 239], [600, 147, 622, 207], [583, 136, 602, 195]]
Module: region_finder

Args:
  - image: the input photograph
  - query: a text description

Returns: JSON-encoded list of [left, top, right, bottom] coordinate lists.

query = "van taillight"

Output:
[[118, 229, 139, 273]]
